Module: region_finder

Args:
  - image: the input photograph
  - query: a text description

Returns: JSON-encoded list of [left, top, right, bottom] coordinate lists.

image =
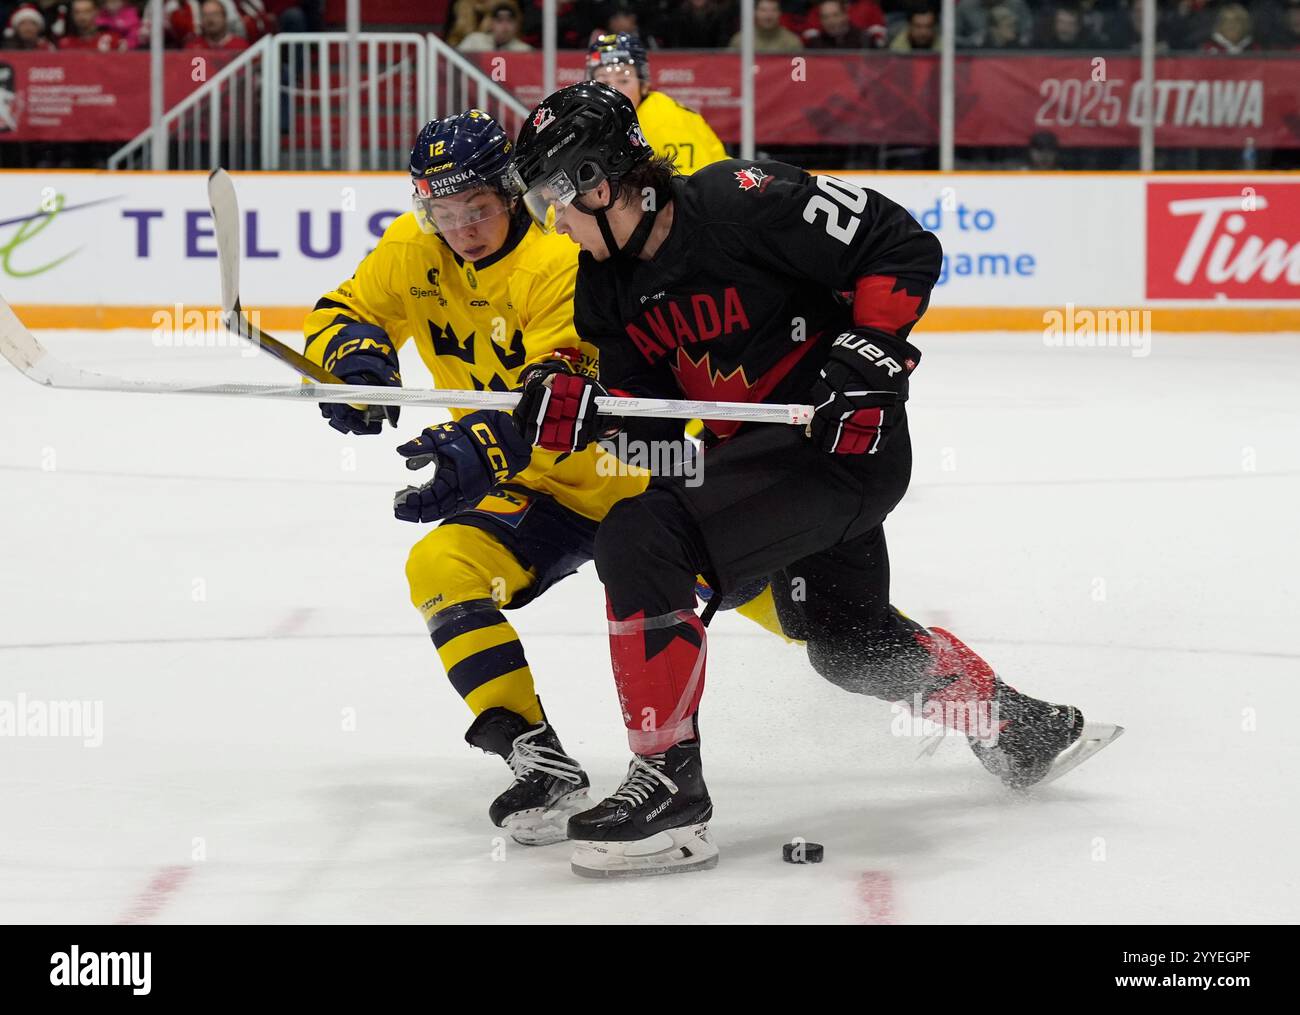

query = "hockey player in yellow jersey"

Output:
[[303, 110, 645, 845], [586, 32, 727, 176]]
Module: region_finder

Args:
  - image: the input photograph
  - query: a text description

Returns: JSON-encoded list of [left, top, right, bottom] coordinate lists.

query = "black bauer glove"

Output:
[[315, 322, 401, 435], [512, 355, 621, 453], [392, 410, 533, 524], [808, 330, 920, 455]]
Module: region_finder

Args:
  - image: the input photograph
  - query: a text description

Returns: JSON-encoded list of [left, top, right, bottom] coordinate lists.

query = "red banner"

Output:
[[475, 51, 1300, 149], [961, 56, 1300, 149], [0, 52, 235, 142], [1146, 181, 1300, 300]]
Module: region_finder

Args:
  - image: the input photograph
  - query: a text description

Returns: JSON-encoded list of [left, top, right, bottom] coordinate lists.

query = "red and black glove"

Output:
[[512, 357, 620, 453], [808, 330, 919, 455]]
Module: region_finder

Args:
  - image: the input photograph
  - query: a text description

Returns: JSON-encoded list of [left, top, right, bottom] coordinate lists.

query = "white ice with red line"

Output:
[[1, 329, 1297, 924]]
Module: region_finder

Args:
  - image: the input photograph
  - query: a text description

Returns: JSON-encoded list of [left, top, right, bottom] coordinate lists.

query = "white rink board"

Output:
[[1, 170, 1297, 312]]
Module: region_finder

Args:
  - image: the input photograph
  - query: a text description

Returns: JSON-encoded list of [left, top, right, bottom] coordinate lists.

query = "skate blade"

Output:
[[570, 823, 719, 879], [504, 789, 591, 847], [1036, 721, 1124, 787]]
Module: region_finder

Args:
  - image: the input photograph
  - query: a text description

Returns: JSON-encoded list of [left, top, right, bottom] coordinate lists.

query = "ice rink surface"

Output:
[[2, 328, 1297, 924]]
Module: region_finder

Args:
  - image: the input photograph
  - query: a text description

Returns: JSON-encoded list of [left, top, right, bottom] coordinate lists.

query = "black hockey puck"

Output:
[[782, 840, 824, 864]]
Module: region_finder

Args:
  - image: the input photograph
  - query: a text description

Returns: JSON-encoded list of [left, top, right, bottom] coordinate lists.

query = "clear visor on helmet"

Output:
[[412, 178, 509, 235], [590, 61, 640, 86], [506, 166, 577, 233]]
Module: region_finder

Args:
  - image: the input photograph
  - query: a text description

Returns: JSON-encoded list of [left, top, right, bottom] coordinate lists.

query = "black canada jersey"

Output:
[[574, 158, 943, 438]]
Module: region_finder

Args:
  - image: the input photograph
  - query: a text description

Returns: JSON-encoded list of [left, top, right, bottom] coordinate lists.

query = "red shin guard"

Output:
[[606, 595, 707, 754]]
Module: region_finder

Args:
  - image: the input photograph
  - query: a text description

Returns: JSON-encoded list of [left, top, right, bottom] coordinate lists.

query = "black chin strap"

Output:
[[577, 181, 663, 259]]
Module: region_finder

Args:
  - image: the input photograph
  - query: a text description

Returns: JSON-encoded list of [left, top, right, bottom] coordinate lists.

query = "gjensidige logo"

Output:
[[50, 946, 151, 995]]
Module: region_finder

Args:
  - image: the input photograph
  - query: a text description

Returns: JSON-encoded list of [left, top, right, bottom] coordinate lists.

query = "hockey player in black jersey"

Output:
[[506, 82, 1122, 877]]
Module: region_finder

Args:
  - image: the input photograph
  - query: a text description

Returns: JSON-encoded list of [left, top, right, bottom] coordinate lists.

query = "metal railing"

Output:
[[426, 34, 530, 145], [109, 32, 528, 173], [110, 36, 273, 171], [269, 32, 427, 171]]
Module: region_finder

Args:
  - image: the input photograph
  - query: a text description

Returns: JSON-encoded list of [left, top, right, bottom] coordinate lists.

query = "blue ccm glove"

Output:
[[392, 411, 534, 524], [316, 322, 402, 435]]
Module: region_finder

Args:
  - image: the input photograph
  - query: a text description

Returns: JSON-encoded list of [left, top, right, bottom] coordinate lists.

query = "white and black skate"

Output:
[[464, 705, 591, 846], [568, 740, 718, 878], [969, 689, 1123, 789]]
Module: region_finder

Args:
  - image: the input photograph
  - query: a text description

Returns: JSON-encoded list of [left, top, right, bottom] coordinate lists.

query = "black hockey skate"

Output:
[[969, 687, 1124, 790], [567, 740, 718, 878], [464, 705, 591, 846]]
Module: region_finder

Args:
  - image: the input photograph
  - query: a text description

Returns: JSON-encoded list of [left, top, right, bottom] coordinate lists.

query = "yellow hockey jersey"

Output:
[[637, 90, 728, 176], [304, 212, 646, 522]]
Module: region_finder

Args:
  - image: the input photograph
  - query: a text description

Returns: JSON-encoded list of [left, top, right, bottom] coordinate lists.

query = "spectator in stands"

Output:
[[977, 2, 1026, 47], [3, 3, 55, 48], [1166, 0, 1220, 51], [1075, 0, 1127, 46], [662, 0, 736, 49], [889, 2, 942, 49], [801, 0, 894, 38], [1280, 0, 1300, 48], [447, 0, 495, 48], [1035, 4, 1096, 47], [96, 0, 139, 48], [269, 0, 321, 34], [806, 0, 882, 46], [184, 0, 248, 48], [730, 0, 804, 49], [58, 0, 126, 48], [606, 1, 645, 42], [1108, 0, 1172, 52], [1202, 1, 1257, 50], [955, 0, 1030, 46], [459, 1, 532, 51], [1024, 130, 1061, 169]]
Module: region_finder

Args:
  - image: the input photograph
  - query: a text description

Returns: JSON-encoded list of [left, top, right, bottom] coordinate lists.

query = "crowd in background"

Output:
[[446, 0, 1300, 54], [3, 0, 1299, 52], [0, 0, 320, 49], [1, 0, 1295, 170]]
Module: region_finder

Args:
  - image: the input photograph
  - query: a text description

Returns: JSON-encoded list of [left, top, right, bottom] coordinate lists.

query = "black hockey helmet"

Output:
[[505, 81, 652, 240], [409, 109, 515, 234]]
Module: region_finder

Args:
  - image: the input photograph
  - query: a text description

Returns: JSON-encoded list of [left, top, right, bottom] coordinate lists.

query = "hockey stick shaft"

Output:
[[0, 296, 814, 424]]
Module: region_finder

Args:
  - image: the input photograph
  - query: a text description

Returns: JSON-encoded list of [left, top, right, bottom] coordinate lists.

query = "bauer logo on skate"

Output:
[[1146, 183, 1300, 300]]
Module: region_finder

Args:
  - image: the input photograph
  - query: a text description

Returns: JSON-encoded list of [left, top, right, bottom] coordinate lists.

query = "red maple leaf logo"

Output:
[[734, 167, 767, 191], [854, 275, 924, 335], [671, 349, 756, 404]]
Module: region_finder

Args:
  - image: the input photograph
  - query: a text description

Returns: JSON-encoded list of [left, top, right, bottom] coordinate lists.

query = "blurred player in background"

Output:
[[586, 32, 727, 176], [302, 110, 645, 845]]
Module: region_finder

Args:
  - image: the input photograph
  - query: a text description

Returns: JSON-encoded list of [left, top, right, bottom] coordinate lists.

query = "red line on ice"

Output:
[[857, 871, 897, 925], [270, 607, 314, 639], [117, 864, 193, 925]]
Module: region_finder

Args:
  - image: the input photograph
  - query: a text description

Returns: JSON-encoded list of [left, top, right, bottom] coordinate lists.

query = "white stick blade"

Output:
[[207, 168, 241, 318]]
